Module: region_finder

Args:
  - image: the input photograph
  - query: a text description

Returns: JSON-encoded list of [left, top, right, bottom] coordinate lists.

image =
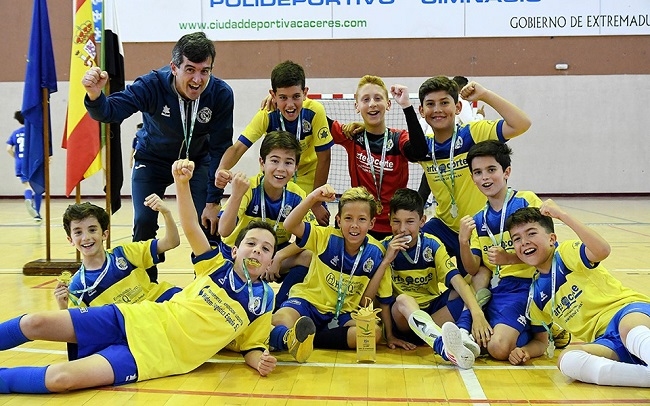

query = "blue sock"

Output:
[[274, 266, 308, 310], [33, 193, 42, 214], [0, 315, 30, 350], [446, 296, 465, 320], [270, 325, 289, 351], [455, 309, 473, 332], [24, 190, 33, 201], [0, 366, 50, 393], [433, 336, 446, 359]]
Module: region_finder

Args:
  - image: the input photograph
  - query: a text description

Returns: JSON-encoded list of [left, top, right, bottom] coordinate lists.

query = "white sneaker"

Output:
[[441, 322, 475, 369], [25, 199, 38, 218], [408, 311, 441, 348], [460, 328, 481, 358]]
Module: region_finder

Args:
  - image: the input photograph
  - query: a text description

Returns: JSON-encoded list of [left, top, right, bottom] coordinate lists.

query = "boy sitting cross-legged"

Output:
[[269, 185, 393, 363], [380, 188, 491, 369]]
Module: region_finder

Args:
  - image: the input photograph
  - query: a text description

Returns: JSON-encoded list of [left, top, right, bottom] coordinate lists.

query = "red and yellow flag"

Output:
[[62, 0, 102, 196]]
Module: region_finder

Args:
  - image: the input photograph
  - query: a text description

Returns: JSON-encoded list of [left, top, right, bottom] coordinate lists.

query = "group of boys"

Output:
[[0, 31, 647, 394]]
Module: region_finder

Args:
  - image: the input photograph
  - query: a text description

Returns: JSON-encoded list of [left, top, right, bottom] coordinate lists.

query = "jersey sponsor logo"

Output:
[[134, 164, 147, 170], [162, 105, 171, 117], [198, 107, 212, 123], [392, 272, 434, 286], [553, 284, 583, 319], [354, 151, 395, 169], [454, 136, 463, 150], [425, 157, 468, 175], [198, 285, 245, 330], [362, 258, 374, 273], [326, 272, 362, 295], [116, 256, 128, 270]]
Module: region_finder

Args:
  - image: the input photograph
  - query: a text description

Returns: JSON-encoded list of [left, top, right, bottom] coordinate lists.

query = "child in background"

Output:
[[380, 188, 490, 369], [216, 60, 333, 225], [269, 186, 392, 363], [328, 75, 421, 240], [6, 110, 41, 221], [506, 202, 650, 387]]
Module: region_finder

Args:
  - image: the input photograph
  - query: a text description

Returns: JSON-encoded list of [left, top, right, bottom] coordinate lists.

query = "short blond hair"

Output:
[[355, 75, 389, 101], [338, 186, 379, 219]]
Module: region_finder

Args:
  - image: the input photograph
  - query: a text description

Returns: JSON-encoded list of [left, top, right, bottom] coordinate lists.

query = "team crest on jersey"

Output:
[[386, 138, 394, 150], [281, 204, 292, 218], [302, 119, 311, 133], [116, 256, 128, 270], [423, 247, 434, 262], [161, 105, 171, 117], [319, 127, 328, 139], [197, 107, 212, 123], [362, 258, 374, 273]]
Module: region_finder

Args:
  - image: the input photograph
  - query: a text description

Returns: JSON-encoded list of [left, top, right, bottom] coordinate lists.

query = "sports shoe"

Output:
[[408, 310, 441, 348], [25, 199, 38, 218], [475, 288, 492, 308], [441, 322, 475, 369], [34, 216, 42, 223], [284, 316, 316, 363], [551, 324, 571, 349], [460, 328, 481, 358]]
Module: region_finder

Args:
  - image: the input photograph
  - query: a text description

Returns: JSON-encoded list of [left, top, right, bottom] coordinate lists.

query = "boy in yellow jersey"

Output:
[[269, 186, 392, 363], [218, 130, 313, 307], [0, 160, 278, 393], [53, 197, 181, 312], [53, 197, 182, 361], [380, 189, 491, 369], [393, 77, 531, 276], [457, 140, 546, 360], [506, 202, 650, 387], [216, 60, 333, 225]]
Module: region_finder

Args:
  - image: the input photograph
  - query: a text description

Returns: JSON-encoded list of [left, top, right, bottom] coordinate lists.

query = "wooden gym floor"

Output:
[[0, 196, 649, 405]]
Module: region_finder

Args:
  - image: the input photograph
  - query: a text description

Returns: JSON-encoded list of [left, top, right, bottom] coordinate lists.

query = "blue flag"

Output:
[[22, 0, 57, 196]]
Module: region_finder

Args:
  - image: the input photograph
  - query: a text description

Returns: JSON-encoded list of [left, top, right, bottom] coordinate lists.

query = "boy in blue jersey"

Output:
[[457, 140, 545, 361], [53, 197, 181, 312], [0, 160, 278, 394], [217, 130, 312, 307], [393, 78, 531, 276], [6, 110, 41, 221], [506, 202, 650, 387], [269, 186, 392, 363], [380, 188, 490, 369], [216, 60, 334, 226]]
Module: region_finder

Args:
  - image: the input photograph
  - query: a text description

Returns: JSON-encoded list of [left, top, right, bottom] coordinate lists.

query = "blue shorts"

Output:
[[280, 297, 353, 331], [390, 289, 454, 344], [69, 305, 139, 385], [485, 276, 531, 334], [421, 217, 466, 275], [593, 302, 650, 365]]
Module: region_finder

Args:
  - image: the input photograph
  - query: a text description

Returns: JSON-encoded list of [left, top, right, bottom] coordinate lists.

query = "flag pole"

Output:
[[42, 88, 51, 261]]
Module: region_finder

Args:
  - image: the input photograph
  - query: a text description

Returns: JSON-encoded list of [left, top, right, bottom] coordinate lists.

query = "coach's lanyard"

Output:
[[400, 234, 422, 264], [525, 255, 558, 358], [363, 129, 388, 207], [229, 263, 269, 316], [259, 176, 286, 231], [178, 95, 200, 159], [279, 110, 303, 143], [69, 254, 111, 306], [333, 244, 364, 321], [430, 124, 459, 217], [483, 188, 511, 282]]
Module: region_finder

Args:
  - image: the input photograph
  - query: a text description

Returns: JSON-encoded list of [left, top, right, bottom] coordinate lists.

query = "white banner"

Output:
[[115, 0, 650, 42]]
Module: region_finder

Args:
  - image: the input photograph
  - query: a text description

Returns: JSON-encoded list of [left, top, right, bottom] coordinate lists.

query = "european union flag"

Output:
[[22, 0, 57, 196]]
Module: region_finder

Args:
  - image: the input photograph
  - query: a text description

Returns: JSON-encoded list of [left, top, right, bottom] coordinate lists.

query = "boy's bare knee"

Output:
[[487, 338, 514, 360], [44, 365, 76, 392], [20, 314, 47, 338]]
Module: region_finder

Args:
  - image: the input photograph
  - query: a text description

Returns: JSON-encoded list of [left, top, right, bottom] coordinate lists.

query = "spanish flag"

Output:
[[62, 0, 102, 196]]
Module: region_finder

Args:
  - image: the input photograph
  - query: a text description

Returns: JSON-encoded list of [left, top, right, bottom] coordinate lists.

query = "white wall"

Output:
[[1, 74, 648, 198]]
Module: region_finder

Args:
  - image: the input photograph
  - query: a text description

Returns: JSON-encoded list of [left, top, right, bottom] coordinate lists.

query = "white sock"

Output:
[[559, 350, 650, 387], [625, 325, 650, 364]]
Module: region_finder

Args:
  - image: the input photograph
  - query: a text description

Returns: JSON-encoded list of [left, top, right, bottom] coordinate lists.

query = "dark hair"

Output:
[[234, 220, 278, 255], [171, 32, 215, 68], [271, 60, 306, 91], [467, 140, 512, 172], [418, 76, 459, 105], [14, 111, 24, 125], [260, 130, 302, 165], [452, 76, 469, 89], [505, 207, 555, 234], [390, 188, 424, 218], [62, 202, 110, 237]]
